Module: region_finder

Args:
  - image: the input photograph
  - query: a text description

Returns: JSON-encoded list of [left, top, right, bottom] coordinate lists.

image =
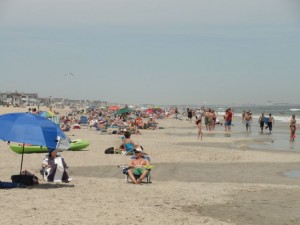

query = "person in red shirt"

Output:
[[224, 108, 233, 132]]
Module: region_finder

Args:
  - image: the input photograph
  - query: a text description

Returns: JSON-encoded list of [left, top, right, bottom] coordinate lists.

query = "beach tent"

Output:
[[146, 108, 164, 114], [108, 105, 120, 111]]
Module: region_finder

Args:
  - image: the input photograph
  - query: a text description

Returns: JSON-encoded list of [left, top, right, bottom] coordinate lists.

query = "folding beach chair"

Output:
[[121, 155, 152, 184], [123, 168, 151, 184], [79, 116, 88, 128], [123, 143, 134, 155]]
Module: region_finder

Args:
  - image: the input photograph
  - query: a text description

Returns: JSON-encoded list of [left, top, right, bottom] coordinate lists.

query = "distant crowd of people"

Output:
[[180, 107, 297, 142]]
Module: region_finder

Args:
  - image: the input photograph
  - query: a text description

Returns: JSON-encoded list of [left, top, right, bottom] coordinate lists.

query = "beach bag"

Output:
[[11, 170, 39, 186], [104, 147, 115, 154], [11, 174, 36, 186]]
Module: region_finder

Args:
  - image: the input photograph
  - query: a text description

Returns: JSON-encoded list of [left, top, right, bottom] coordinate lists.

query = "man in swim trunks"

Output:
[[265, 113, 274, 134], [127, 148, 150, 184], [244, 111, 252, 132], [258, 112, 266, 133]]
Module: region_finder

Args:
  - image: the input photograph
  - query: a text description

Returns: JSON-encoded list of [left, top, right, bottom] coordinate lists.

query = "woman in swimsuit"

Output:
[[196, 118, 203, 140], [290, 114, 297, 141], [122, 131, 136, 152]]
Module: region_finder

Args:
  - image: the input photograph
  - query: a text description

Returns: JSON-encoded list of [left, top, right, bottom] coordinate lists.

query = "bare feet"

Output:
[[136, 178, 142, 184]]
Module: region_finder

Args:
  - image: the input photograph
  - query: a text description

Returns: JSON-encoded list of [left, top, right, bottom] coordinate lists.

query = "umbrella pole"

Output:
[[20, 143, 25, 174]]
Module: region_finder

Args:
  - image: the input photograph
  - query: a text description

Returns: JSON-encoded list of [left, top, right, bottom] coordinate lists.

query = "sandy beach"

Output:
[[1, 106, 300, 225]]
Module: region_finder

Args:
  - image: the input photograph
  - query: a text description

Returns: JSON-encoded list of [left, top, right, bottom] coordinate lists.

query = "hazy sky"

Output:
[[0, 0, 299, 105]]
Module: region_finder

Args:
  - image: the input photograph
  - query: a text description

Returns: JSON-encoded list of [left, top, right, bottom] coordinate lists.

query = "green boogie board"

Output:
[[10, 139, 89, 154]]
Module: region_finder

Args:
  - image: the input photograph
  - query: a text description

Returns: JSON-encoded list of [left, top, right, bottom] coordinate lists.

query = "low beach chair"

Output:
[[79, 116, 88, 128], [123, 143, 134, 155], [121, 155, 152, 183], [122, 166, 151, 184]]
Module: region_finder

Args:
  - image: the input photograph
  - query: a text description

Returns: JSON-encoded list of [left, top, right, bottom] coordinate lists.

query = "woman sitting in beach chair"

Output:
[[41, 149, 71, 183], [126, 148, 151, 184]]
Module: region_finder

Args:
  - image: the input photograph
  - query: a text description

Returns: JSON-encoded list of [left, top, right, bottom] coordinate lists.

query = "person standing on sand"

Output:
[[244, 111, 252, 132], [174, 107, 179, 119], [265, 113, 275, 134], [206, 109, 214, 131], [290, 114, 297, 141], [224, 108, 233, 132], [242, 111, 246, 124], [196, 118, 203, 140], [258, 112, 266, 133], [187, 108, 193, 121]]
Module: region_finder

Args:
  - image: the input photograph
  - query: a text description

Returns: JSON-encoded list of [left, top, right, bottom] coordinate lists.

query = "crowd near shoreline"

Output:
[[0, 105, 299, 225]]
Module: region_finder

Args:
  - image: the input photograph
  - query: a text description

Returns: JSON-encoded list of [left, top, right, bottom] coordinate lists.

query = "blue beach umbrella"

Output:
[[0, 112, 68, 173]]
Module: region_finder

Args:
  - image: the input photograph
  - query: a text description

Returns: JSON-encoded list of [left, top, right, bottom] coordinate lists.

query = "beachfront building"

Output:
[[0, 92, 38, 107]]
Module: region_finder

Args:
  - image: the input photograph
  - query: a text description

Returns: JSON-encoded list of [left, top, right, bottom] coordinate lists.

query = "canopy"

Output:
[[115, 107, 134, 115]]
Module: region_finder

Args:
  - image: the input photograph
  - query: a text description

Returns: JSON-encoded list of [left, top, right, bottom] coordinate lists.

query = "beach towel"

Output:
[[0, 181, 26, 188]]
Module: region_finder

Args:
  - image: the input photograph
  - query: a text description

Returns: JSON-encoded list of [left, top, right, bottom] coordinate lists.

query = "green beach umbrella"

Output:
[[115, 107, 134, 115]]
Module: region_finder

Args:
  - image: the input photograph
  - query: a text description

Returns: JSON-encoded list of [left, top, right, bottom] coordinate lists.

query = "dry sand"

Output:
[[1, 106, 300, 225]]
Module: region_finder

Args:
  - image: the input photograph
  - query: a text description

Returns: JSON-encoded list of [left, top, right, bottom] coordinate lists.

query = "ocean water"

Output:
[[205, 105, 300, 152], [224, 106, 300, 153], [221, 105, 300, 123]]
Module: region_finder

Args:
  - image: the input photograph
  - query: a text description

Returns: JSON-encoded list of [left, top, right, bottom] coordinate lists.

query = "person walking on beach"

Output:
[[258, 112, 266, 133], [195, 118, 203, 140], [206, 109, 214, 131], [174, 107, 179, 119], [244, 111, 252, 132], [242, 111, 246, 123], [187, 108, 193, 121], [265, 113, 275, 134], [224, 108, 233, 132], [290, 114, 297, 141]]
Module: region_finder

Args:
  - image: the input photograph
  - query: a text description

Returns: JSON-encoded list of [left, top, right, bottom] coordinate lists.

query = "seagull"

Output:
[[64, 72, 75, 76]]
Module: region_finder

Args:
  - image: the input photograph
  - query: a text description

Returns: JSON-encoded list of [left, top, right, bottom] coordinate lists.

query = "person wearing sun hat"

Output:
[[127, 147, 151, 184]]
